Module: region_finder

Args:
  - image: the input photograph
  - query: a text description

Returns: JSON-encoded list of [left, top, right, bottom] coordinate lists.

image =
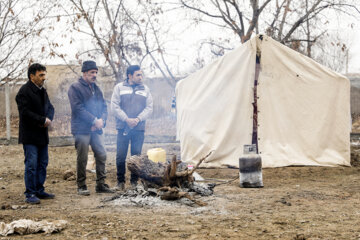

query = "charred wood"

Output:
[[126, 151, 214, 205], [127, 151, 213, 189]]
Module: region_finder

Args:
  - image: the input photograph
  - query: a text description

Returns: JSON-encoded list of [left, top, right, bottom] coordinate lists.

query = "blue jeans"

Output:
[[116, 129, 144, 183], [23, 144, 49, 198]]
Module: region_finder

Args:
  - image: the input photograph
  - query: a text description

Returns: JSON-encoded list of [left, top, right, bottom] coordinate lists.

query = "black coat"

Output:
[[15, 81, 55, 145], [68, 77, 107, 135]]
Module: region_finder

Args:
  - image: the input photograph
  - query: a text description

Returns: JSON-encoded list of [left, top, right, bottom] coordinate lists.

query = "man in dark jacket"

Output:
[[16, 63, 55, 204], [68, 60, 113, 195]]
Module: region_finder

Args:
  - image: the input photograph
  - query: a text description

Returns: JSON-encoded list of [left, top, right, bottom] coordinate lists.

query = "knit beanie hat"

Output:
[[81, 60, 98, 72]]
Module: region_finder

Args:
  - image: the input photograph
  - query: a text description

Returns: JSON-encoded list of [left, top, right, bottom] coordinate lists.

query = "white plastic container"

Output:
[[147, 148, 166, 163]]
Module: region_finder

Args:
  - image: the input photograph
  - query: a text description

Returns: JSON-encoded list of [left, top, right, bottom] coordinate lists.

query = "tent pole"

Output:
[[252, 57, 261, 152]]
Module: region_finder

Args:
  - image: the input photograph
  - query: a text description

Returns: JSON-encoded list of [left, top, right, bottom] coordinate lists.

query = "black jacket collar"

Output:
[[28, 80, 44, 93]]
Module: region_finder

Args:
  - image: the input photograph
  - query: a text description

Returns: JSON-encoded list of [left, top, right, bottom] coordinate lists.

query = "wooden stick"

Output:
[[190, 150, 214, 174], [174, 150, 214, 177], [169, 155, 178, 178]]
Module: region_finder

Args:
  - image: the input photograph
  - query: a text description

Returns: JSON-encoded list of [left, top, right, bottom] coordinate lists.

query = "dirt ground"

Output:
[[1, 143, 360, 240]]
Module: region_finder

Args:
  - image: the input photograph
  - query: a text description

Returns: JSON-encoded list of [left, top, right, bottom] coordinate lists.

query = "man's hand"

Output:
[[94, 118, 104, 129], [125, 118, 140, 128], [44, 118, 51, 128]]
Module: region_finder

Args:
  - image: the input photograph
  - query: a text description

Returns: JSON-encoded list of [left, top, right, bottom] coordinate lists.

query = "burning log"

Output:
[[127, 151, 213, 188], [127, 156, 166, 187], [126, 151, 214, 205]]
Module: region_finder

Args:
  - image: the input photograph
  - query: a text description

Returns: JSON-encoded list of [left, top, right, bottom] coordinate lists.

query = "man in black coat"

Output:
[[68, 60, 113, 195], [15, 63, 55, 204]]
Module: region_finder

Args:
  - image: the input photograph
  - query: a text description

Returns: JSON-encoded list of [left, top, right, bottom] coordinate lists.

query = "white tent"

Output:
[[176, 35, 350, 168]]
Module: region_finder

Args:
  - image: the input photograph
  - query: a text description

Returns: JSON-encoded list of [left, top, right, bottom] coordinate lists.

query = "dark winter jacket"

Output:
[[68, 77, 107, 135], [15, 81, 55, 145]]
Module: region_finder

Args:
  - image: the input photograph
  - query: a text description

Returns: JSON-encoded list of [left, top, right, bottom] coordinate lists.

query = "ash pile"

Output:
[[103, 152, 215, 207]]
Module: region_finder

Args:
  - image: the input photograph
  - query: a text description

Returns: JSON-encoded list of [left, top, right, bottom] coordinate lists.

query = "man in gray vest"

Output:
[[111, 65, 153, 190]]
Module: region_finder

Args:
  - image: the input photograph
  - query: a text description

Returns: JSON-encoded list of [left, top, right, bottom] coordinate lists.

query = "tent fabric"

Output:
[[176, 37, 256, 168], [258, 36, 350, 167], [176, 35, 350, 168]]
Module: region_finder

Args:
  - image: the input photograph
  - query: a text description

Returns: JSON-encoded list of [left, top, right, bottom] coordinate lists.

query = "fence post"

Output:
[[5, 82, 11, 141]]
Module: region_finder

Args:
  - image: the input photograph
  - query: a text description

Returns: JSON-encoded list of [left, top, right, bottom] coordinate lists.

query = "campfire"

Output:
[[103, 152, 215, 207]]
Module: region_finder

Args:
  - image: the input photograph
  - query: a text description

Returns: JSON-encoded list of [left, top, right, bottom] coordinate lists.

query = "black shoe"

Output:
[[25, 194, 41, 204], [78, 185, 90, 196], [36, 191, 55, 199], [96, 183, 115, 193]]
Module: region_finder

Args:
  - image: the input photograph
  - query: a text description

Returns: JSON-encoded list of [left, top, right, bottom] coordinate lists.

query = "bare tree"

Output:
[[53, 0, 176, 85], [124, 1, 177, 87], [312, 33, 349, 73], [179, 0, 359, 55], [55, 0, 130, 82], [179, 0, 272, 44], [0, 0, 50, 82]]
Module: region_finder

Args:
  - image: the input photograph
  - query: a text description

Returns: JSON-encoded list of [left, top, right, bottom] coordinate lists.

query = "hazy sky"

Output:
[[42, 2, 360, 76], [349, 29, 360, 73]]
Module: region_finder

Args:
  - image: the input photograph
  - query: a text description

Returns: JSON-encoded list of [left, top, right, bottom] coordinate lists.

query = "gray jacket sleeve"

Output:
[[137, 86, 153, 121], [111, 83, 129, 121]]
